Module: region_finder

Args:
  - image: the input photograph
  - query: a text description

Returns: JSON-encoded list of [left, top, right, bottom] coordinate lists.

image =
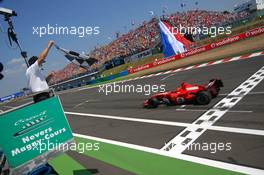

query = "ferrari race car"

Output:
[[144, 79, 223, 108]]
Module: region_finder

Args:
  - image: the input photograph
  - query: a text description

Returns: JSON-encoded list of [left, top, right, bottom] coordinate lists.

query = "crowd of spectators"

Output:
[[167, 10, 249, 29], [90, 10, 249, 64], [48, 10, 250, 84], [90, 18, 160, 66], [47, 63, 86, 85]]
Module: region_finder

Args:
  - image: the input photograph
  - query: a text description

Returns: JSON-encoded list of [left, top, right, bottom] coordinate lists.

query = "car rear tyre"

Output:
[[147, 98, 159, 108], [196, 91, 212, 105]]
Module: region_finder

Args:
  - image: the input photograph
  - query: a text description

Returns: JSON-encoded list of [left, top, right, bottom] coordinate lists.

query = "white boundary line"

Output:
[[162, 65, 264, 154], [161, 73, 176, 81], [65, 111, 189, 127], [73, 133, 264, 175], [65, 111, 264, 137]]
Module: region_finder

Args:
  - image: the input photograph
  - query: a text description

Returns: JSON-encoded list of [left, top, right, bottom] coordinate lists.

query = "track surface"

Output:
[[1, 55, 264, 174]]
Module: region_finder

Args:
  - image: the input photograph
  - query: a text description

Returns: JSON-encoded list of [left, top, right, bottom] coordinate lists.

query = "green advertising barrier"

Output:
[[0, 96, 74, 174]]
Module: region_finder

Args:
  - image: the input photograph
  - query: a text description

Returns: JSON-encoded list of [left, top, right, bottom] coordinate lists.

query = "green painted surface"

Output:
[[49, 153, 91, 175], [74, 137, 244, 175]]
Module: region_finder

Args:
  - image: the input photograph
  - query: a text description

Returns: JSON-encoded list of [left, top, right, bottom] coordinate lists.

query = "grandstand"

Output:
[[48, 9, 262, 90], [88, 10, 249, 65]]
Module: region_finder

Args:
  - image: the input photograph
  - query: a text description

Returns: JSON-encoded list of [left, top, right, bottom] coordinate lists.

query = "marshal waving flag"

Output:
[[159, 20, 192, 58]]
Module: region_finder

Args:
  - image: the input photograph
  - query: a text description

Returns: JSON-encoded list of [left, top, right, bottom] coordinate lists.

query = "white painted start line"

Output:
[[162, 65, 264, 154], [73, 133, 264, 175]]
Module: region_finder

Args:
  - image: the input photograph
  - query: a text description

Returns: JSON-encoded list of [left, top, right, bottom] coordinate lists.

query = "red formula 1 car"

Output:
[[144, 79, 223, 108]]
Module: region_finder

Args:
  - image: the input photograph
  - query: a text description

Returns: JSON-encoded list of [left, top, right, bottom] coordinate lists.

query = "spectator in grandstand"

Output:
[[26, 40, 54, 102]]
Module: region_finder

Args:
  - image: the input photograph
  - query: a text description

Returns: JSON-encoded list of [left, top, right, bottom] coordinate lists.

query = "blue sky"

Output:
[[0, 0, 244, 97]]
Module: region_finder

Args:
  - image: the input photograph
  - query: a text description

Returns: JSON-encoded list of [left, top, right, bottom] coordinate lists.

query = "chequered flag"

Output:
[[55, 44, 98, 69]]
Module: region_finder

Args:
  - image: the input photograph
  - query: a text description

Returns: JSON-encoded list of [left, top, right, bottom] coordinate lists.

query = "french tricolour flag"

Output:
[[159, 20, 191, 58]]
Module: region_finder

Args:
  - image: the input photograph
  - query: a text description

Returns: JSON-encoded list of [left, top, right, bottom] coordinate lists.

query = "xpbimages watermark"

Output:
[[172, 24, 232, 37], [32, 24, 100, 37], [11, 139, 101, 155], [187, 142, 232, 154], [98, 82, 166, 96], [38, 140, 100, 154]]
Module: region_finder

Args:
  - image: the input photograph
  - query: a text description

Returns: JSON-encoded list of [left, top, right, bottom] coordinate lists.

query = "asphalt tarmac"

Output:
[[1, 55, 264, 174]]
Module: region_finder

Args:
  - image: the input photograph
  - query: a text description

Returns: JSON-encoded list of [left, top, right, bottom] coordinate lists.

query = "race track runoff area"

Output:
[[1, 53, 264, 175]]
